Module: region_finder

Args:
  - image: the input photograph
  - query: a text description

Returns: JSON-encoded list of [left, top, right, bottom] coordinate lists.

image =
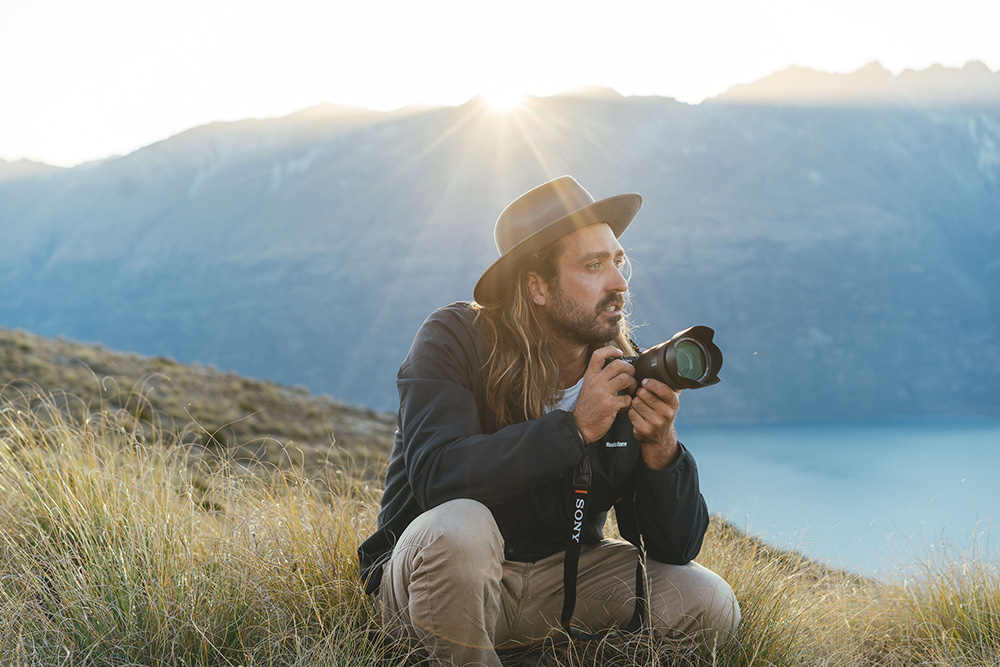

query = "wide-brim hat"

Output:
[[474, 176, 642, 305]]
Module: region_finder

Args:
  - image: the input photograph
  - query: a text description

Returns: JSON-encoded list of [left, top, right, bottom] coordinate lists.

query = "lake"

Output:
[[683, 420, 1000, 580]]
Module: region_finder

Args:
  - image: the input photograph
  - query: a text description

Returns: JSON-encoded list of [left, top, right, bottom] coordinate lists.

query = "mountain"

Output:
[[0, 158, 62, 181], [714, 61, 1000, 107], [1, 63, 998, 423]]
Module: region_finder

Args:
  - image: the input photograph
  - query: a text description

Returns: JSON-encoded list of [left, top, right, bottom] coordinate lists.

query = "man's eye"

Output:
[[588, 262, 601, 270]]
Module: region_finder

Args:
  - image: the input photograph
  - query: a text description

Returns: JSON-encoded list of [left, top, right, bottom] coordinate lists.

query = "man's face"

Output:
[[535, 223, 629, 346]]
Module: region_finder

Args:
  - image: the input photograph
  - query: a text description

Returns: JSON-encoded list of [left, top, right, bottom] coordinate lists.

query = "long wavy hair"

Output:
[[472, 240, 638, 429]]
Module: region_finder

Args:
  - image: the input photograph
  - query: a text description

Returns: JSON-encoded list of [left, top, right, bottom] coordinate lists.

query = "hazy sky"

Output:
[[2, 0, 999, 167]]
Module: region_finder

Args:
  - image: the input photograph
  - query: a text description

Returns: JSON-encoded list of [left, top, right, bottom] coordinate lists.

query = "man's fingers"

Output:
[[637, 378, 680, 407], [612, 372, 638, 395], [631, 392, 667, 424], [628, 406, 648, 431], [631, 380, 680, 428], [588, 346, 624, 372]]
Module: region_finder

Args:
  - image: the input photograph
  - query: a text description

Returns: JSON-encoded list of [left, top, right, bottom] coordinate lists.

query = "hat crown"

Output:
[[474, 175, 640, 305], [495, 176, 596, 254]]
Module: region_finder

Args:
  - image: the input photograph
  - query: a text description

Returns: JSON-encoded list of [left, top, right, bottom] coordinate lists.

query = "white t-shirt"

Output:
[[548, 377, 583, 413]]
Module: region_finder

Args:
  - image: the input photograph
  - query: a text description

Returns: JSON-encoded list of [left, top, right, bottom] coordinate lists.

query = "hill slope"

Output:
[[0, 326, 396, 474]]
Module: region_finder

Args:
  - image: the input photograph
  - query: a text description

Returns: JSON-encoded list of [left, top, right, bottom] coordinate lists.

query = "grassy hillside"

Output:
[[1, 329, 998, 665], [0, 326, 396, 475]]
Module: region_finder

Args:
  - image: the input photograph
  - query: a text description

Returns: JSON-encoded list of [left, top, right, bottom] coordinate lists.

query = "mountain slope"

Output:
[[1, 64, 998, 422]]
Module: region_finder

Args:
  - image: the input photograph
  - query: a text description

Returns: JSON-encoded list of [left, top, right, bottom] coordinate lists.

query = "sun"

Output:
[[481, 88, 527, 111]]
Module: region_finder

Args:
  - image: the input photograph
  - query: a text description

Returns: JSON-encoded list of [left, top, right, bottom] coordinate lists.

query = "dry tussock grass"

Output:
[[0, 383, 996, 666]]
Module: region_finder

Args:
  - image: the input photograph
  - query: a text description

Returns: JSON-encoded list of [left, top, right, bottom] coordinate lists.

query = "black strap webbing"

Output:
[[560, 455, 590, 628], [560, 455, 647, 636]]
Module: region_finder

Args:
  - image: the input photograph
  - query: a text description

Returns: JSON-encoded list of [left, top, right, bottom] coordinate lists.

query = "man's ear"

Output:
[[526, 271, 548, 306]]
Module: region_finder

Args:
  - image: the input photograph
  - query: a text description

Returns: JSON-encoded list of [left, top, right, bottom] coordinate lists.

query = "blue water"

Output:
[[683, 420, 1000, 580]]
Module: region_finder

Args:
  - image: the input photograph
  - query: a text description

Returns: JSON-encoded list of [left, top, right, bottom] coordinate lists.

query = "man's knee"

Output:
[[698, 574, 740, 645], [391, 499, 504, 582], [647, 561, 741, 645], [381, 499, 505, 662]]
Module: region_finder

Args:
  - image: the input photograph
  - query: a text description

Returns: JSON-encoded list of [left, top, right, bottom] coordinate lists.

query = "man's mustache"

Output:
[[598, 295, 627, 312]]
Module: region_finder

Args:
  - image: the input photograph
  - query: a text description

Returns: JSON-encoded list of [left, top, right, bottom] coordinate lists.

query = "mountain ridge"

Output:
[[1, 63, 997, 423], [712, 60, 1000, 107], [7, 61, 998, 172], [0, 157, 63, 180]]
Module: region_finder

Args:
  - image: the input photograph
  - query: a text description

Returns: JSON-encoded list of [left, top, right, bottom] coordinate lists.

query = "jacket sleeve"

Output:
[[398, 305, 585, 510], [615, 443, 708, 564]]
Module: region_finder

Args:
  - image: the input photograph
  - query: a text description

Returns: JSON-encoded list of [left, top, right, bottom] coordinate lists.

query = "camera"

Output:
[[619, 326, 723, 390]]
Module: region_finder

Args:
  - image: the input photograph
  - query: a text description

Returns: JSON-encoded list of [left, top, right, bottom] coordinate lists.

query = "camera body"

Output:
[[618, 325, 722, 390]]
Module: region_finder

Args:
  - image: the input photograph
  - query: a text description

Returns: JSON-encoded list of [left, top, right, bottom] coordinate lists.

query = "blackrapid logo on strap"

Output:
[[605, 441, 627, 448]]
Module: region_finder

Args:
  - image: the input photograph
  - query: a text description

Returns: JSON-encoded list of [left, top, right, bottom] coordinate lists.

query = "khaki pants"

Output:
[[379, 499, 740, 667]]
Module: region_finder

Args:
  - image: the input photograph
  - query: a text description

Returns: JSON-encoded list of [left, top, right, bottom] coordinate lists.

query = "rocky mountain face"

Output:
[[1, 64, 998, 423]]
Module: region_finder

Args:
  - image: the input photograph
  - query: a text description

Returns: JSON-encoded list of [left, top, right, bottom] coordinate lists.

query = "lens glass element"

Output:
[[674, 339, 707, 381]]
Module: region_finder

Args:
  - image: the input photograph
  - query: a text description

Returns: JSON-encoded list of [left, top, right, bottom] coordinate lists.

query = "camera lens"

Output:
[[674, 339, 707, 381], [624, 326, 721, 390]]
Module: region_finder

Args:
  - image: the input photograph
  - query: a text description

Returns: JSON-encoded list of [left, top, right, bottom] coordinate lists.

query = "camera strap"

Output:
[[560, 454, 647, 637]]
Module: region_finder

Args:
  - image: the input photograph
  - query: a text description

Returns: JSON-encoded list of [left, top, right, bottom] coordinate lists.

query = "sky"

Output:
[[2, 0, 999, 168]]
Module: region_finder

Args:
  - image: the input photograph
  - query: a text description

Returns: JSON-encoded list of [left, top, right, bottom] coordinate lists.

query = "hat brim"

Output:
[[473, 193, 641, 305]]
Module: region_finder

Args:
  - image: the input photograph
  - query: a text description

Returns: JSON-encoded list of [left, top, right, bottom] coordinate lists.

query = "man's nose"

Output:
[[609, 264, 628, 292]]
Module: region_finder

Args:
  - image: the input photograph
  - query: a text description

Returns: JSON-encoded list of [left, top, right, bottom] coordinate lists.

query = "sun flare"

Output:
[[481, 88, 527, 111]]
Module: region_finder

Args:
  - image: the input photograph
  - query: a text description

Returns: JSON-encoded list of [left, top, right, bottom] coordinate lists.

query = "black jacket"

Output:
[[358, 302, 709, 594]]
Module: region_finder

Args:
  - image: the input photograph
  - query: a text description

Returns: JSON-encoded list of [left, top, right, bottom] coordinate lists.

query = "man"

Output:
[[358, 176, 740, 666]]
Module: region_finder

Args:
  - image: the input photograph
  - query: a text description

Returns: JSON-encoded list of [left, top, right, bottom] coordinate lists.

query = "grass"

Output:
[[0, 326, 396, 475], [0, 385, 401, 665], [0, 381, 998, 665]]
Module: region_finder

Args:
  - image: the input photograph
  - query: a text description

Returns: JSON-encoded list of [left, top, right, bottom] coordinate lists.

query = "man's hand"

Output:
[[629, 378, 681, 469], [572, 347, 637, 444]]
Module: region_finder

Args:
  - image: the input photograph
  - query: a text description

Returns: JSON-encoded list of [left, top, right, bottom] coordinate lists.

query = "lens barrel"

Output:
[[625, 326, 722, 390]]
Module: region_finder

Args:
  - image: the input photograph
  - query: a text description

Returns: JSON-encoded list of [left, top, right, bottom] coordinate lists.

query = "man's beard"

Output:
[[544, 285, 625, 347]]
